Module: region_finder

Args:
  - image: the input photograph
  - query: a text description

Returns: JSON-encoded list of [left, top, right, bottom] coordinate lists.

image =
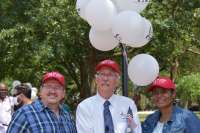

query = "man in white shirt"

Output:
[[0, 83, 18, 133], [76, 59, 141, 133]]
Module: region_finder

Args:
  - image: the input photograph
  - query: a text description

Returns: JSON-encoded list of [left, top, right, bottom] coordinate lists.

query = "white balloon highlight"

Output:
[[113, 0, 150, 13], [89, 28, 119, 51], [126, 17, 153, 47], [76, 0, 91, 20], [85, 0, 117, 31], [112, 11, 145, 45], [128, 54, 159, 86]]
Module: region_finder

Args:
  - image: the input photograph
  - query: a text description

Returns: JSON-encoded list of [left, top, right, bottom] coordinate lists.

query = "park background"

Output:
[[0, 0, 200, 120]]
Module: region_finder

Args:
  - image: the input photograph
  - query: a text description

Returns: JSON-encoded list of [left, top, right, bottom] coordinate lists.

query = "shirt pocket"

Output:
[[115, 119, 127, 133], [171, 123, 185, 133], [142, 122, 153, 133]]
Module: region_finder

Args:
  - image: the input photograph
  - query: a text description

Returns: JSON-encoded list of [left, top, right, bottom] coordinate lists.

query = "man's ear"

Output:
[[62, 89, 66, 99]]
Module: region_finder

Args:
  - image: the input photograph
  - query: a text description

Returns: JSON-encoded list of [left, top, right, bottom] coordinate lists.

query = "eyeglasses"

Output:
[[95, 72, 118, 80], [42, 85, 64, 92]]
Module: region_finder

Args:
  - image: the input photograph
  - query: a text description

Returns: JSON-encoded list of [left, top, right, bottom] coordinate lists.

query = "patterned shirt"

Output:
[[7, 99, 77, 133]]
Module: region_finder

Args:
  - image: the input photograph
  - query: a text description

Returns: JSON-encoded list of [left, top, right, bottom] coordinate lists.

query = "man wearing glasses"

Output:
[[7, 71, 77, 133], [142, 76, 200, 133], [76, 59, 141, 133], [12, 83, 33, 111]]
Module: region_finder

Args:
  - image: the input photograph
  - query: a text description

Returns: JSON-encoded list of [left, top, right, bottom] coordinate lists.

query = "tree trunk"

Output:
[[170, 57, 179, 81], [79, 47, 97, 101]]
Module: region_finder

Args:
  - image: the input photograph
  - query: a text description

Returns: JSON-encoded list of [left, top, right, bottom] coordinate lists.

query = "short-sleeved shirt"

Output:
[[7, 99, 77, 133]]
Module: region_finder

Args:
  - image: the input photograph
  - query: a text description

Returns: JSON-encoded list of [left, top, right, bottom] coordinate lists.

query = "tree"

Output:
[[0, 0, 199, 110], [176, 73, 200, 108]]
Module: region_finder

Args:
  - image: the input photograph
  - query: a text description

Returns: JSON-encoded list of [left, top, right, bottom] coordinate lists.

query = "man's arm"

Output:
[[130, 100, 142, 133], [7, 109, 29, 133], [76, 103, 93, 133]]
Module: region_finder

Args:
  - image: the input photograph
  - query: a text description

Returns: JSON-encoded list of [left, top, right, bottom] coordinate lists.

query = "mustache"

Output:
[[101, 82, 110, 87]]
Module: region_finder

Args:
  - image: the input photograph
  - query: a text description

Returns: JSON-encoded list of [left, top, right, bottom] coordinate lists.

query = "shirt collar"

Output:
[[35, 99, 66, 114], [34, 99, 47, 112], [0, 96, 8, 102], [96, 92, 116, 107], [168, 106, 178, 122], [155, 106, 177, 124]]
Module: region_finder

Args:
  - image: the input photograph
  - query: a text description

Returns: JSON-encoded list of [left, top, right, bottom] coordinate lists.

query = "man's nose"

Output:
[[49, 88, 57, 93], [102, 75, 109, 80]]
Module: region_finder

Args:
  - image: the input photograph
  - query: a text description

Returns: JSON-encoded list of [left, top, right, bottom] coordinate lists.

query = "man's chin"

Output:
[[47, 99, 59, 104]]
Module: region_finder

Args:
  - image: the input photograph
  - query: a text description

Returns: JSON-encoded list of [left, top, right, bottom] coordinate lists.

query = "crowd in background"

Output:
[[0, 81, 38, 132]]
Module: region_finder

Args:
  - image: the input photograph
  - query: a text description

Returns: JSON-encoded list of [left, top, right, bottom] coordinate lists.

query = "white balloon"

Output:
[[128, 54, 159, 86], [142, 18, 153, 42], [126, 17, 153, 47], [112, 11, 145, 45], [89, 28, 119, 51], [76, 0, 91, 20], [85, 0, 117, 31], [112, 0, 150, 13]]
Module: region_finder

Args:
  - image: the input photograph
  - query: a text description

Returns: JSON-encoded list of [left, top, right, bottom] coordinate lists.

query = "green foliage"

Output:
[[176, 73, 200, 102], [0, 0, 200, 110]]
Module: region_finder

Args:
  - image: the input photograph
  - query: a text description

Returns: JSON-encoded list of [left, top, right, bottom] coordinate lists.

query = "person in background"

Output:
[[11, 80, 21, 95], [142, 76, 200, 133], [7, 71, 77, 133], [0, 83, 18, 133], [31, 87, 38, 101], [76, 59, 141, 133], [12, 83, 32, 111]]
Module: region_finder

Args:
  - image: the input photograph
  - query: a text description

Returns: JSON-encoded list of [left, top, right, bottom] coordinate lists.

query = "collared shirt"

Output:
[[142, 106, 200, 133], [7, 99, 77, 133], [0, 96, 17, 133], [76, 93, 142, 133]]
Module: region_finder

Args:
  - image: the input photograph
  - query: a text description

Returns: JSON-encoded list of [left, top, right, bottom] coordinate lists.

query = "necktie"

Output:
[[103, 100, 114, 133]]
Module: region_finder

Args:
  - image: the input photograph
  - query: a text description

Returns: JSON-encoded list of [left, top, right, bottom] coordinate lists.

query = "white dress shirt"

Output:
[[0, 96, 17, 133], [76, 93, 142, 133]]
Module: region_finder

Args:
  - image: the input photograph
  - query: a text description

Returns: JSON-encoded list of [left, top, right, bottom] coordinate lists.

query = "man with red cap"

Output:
[[76, 59, 141, 133], [7, 71, 77, 133], [142, 76, 200, 133]]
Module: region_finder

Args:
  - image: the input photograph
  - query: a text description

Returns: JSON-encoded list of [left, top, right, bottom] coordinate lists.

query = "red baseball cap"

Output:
[[147, 76, 176, 92], [95, 59, 120, 74], [42, 71, 65, 87]]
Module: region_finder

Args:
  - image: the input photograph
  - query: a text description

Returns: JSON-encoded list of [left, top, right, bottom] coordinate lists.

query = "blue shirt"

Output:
[[142, 106, 200, 133], [7, 99, 77, 133]]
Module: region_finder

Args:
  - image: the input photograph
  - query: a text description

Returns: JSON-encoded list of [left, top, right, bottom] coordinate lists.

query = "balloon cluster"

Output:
[[76, 0, 159, 86]]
